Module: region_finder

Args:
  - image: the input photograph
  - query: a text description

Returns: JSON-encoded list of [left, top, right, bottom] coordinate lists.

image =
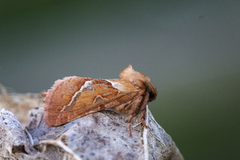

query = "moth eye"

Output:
[[149, 91, 155, 100]]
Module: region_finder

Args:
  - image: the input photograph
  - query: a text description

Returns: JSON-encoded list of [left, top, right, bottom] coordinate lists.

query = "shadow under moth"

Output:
[[43, 65, 157, 137]]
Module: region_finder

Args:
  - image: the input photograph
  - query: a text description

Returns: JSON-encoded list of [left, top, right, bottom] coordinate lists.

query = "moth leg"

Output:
[[141, 109, 147, 128], [125, 101, 134, 110], [127, 115, 134, 137], [124, 96, 140, 111], [140, 92, 149, 128], [127, 95, 143, 137]]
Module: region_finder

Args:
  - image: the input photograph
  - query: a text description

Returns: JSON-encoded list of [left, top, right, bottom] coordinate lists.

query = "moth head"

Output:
[[120, 65, 157, 102]]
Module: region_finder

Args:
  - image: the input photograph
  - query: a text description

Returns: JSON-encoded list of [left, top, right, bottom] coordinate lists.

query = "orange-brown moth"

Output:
[[43, 65, 157, 137]]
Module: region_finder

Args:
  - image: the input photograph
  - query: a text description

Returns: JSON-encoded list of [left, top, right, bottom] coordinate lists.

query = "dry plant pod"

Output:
[[43, 65, 157, 136]]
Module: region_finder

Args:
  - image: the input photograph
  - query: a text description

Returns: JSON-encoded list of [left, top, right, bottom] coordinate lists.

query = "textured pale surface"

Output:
[[0, 93, 184, 160], [0, 86, 43, 127]]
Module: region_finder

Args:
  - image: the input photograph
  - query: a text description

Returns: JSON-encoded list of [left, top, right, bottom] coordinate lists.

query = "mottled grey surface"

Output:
[[0, 108, 37, 159], [0, 105, 183, 160]]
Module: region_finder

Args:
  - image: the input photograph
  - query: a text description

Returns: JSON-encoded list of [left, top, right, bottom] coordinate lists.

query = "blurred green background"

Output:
[[0, 0, 239, 159]]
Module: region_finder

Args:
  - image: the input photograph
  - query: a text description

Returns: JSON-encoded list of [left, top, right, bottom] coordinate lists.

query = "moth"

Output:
[[43, 65, 157, 136]]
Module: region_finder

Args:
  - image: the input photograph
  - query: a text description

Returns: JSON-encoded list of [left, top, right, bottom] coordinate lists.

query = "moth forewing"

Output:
[[43, 65, 157, 137]]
